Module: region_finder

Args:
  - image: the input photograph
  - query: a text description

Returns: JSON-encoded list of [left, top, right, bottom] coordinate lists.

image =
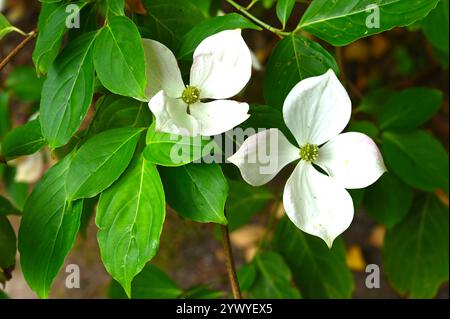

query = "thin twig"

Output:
[[221, 219, 242, 299], [0, 29, 37, 72]]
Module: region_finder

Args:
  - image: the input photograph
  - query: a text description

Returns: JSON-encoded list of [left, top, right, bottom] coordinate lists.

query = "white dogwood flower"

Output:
[[228, 70, 386, 247], [143, 30, 252, 137]]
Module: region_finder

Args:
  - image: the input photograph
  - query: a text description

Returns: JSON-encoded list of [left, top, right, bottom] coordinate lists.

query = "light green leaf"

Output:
[[18, 154, 84, 298], [381, 130, 449, 194], [380, 88, 443, 130], [159, 163, 228, 224], [298, 0, 440, 46], [94, 16, 147, 100], [40, 32, 96, 149], [364, 172, 414, 228], [384, 194, 449, 298], [276, 0, 296, 29], [1, 119, 46, 160], [177, 13, 261, 61], [273, 217, 354, 298], [264, 34, 339, 109], [108, 264, 183, 299], [97, 155, 165, 297], [66, 127, 143, 200], [249, 251, 301, 299], [144, 122, 217, 167], [0, 13, 26, 40]]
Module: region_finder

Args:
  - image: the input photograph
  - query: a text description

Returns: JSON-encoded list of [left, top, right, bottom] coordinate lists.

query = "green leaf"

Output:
[[0, 13, 25, 40], [264, 34, 339, 109], [94, 16, 147, 100], [159, 163, 228, 224], [421, 0, 449, 54], [0, 290, 8, 299], [101, 0, 125, 16], [237, 263, 257, 291], [273, 217, 354, 298], [66, 127, 143, 200], [248, 251, 301, 299], [380, 88, 443, 130], [1, 119, 46, 160], [33, 2, 87, 75], [276, 0, 296, 29], [181, 286, 225, 299], [225, 180, 273, 232], [177, 13, 260, 61], [356, 88, 395, 116], [364, 172, 414, 228], [108, 264, 182, 299], [18, 154, 84, 298], [5, 66, 44, 103], [298, 0, 440, 46], [89, 94, 151, 135], [348, 120, 379, 140], [139, 0, 208, 51], [144, 122, 217, 167], [40, 32, 96, 149], [97, 155, 165, 297], [0, 196, 20, 216], [381, 130, 449, 194], [0, 215, 16, 270], [0, 93, 10, 140], [384, 194, 449, 298]]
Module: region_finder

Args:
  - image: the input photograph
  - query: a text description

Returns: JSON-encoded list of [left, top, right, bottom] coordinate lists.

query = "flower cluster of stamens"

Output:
[[181, 86, 200, 105], [300, 143, 319, 162]]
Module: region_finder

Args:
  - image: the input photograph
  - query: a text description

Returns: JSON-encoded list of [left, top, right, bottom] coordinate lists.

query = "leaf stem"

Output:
[[0, 29, 37, 72], [226, 0, 290, 37], [221, 218, 242, 299]]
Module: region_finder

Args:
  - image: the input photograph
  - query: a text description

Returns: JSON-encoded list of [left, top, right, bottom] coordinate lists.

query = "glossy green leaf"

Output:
[[66, 127, 143, 200], [364, 172, 414, 228], [97, 155, 165, 296], [139, 0, 208, 51], [89, 94, 151, 135], [384, 194, 449, 298], [380, 88, 443, 130], [381, 130, 449, 194], [33, 2, 87, 75], [1, 119, 46, 160], [273, 217, 354, 298], [144, 123, 217, 167], [264, 34, 339, 109], [18, 154, 84, 298], [5, 66, 44, 102], [298, 0, 440, 46], [422, 0, 449, 54], [109, 264, 183, 299], [159, 163, 228, 224], [101, 0, 125, 16], [0, 196, 20, 216], [248, 251, 301, 299], [0, 215, 16, 270], [40, 32, 96, 149], [94, 16, 147, 100], [276, 0, 296, 29], [177, 13, 260, 61]]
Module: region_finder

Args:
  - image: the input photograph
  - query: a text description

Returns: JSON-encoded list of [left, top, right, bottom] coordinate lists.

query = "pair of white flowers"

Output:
[[143, 30, 386, 247]]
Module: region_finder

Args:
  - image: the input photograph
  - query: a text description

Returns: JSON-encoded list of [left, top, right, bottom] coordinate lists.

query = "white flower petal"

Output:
[[228, 128, 299, 186], [190, 29, 252, 100], [316, 132, 386, 189], [283, 161, 354, 248], [148, 90, 198, 136], [189, 100, 249, 136], [142, 39, 185, 100], [283, 69, 351, 146]]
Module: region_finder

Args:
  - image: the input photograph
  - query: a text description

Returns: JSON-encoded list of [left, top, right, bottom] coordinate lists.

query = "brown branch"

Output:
[[221, 220, 242, 299], [0, 29, 37, 72]]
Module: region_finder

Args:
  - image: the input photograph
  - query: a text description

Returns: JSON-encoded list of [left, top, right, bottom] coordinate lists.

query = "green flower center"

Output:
[[181, 86, 200, 105], [300, 143, 319, 162]]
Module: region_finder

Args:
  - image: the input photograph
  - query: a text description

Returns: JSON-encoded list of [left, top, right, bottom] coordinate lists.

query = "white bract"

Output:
[[228, 70, 386, 247], [143, 29, 252, 137]]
